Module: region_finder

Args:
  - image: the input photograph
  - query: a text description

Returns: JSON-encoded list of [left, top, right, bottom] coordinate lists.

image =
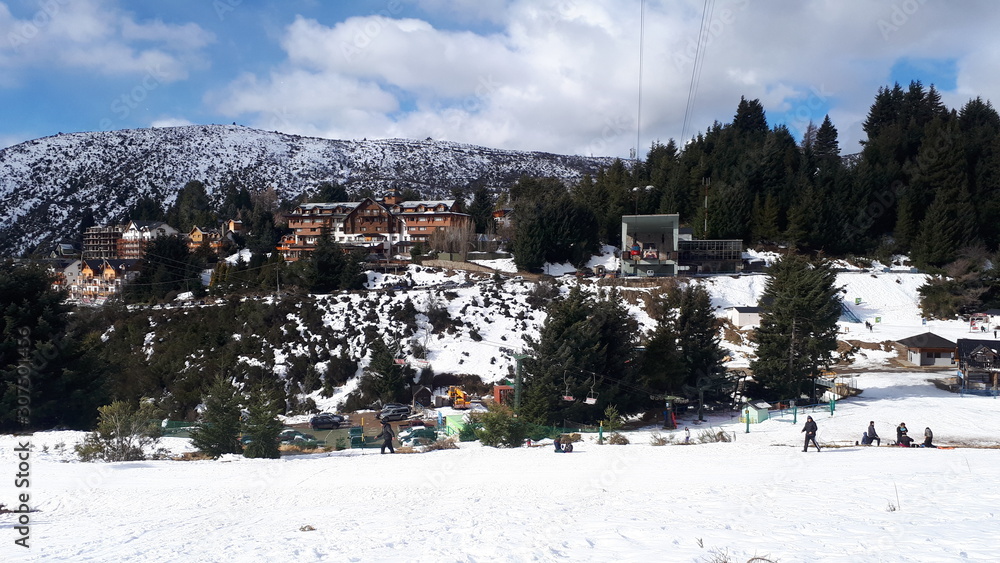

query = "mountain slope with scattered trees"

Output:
[[0, 124, 614, 257]]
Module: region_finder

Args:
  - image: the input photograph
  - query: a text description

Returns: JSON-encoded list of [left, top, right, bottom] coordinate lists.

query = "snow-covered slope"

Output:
[[2, 370, 998, 562], [0, 124, 614, 256]]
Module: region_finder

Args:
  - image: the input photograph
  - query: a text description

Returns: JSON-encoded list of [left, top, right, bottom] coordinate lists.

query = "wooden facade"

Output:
[[279, 195, 471, 261]]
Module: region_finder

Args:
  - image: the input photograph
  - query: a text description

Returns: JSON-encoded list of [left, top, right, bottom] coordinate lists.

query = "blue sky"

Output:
[[1, 0, 997, 156]]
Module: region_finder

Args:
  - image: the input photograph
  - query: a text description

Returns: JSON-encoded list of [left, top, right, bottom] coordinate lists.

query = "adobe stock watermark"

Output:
[[213, 0, 242, 21], [262, 106, 293, 132], [431, 75, 504, 140], [97, 65, 172, 131], [877, 0, 930, 41], [340, 1, 404, 64], [8, 319, 79, 550], [584, 114, 633, 157], [10, 326, 34, 549], [671, 0, 751, 71], [6, 0, 70, 50], [781, 85, 834, 137]]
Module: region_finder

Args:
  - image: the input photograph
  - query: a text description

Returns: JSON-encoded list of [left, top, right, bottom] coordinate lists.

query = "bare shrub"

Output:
[[649, 432, 672, 446], [423, 436, 460, 451], [697, 429, 732, 444], [607, 432, 629, 445]]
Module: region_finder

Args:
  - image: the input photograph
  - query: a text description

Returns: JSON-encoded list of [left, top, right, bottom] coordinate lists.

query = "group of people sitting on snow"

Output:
[[859, 421, 936, 448]]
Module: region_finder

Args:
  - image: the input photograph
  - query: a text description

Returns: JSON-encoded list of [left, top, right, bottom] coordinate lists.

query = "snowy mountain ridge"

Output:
[[0, 124, 615, 256]]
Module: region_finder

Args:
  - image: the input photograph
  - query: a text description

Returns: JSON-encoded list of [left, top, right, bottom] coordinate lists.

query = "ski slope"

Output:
[[1, 371, 999, 562]]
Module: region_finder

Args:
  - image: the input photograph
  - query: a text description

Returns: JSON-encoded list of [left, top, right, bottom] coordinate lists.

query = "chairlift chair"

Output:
[[584, 375, 598, 405], [562, 371, 575, 401]]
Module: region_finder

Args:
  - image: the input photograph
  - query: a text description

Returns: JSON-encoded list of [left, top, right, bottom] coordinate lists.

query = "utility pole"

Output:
[[702, 177, 710, 235], [512, 353, 530, 413]]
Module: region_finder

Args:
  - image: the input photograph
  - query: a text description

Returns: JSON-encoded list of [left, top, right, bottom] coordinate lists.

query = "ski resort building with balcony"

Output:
[[279, 193, 471, 261]]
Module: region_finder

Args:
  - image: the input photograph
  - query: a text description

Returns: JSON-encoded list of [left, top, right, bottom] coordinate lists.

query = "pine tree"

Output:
[[242, 389, 282, 459], [670, 283, 725, 387], [912, 121, 978, 266], [364, 337, 406, 405], [751, 193, 781, 243], [733, 96, 768, 136], [638, 320, 685, 394], [189, 377, 243, 458], [750, 255, 841, 400], [521, 287, 640, 424], [512, 201, 546, 271], [310, 181, 349, 203], [705, 181, 751, 240], [466, 185, 496, 235], [893, 191, 918, 252], [0, 261, 107, 431], [644, 282, 724, 395], [914, 186, 977, 267], [166, 180, 214, 232], [124, 235, 199, 302], [814, 115, 840, 162]]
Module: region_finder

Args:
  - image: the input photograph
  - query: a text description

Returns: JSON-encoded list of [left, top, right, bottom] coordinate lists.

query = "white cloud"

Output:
[[207, 0, 1000, 157], [0, 0, 214, 82]]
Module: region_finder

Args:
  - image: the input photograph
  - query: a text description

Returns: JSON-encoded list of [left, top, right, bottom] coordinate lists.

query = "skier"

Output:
[[378, 420, 395, 454], [684, 426, 691, 443], [801, 416, 820, 452]]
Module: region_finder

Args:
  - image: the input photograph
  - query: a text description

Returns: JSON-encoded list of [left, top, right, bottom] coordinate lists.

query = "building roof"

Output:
[[983, 309, 1000, 316], [127, 220, 162, 229], [957, 339, 1000, 369], [622, 214, 679, 235], [732, 306, 761, 313], [896, 333, 956, 349]]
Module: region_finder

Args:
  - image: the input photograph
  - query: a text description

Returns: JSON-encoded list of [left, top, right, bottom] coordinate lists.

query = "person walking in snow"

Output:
[[801, 416, 820, 452], [684, 427, 691, 443], [922, 427, 936, 448], [866, 421, 880, 446], [378, 420, 395, 454]]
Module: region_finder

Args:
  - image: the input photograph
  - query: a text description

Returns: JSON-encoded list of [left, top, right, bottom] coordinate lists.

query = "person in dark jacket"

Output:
[[922, 427, 936, 448], [378, 420, 395, 454], [896, 423, 915, 447], [866, 421, 880, 446], [801, 416, 820, 452], [896, 422, 912, 447]]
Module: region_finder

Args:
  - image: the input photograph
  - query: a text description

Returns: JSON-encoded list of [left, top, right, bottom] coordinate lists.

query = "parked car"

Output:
[[279, 429, 319, 445], [377, 404, 412, 422], [309, 413, 345, 430]]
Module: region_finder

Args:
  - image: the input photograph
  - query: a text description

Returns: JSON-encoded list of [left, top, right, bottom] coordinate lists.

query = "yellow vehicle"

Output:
[[448, 386, 471, 409]]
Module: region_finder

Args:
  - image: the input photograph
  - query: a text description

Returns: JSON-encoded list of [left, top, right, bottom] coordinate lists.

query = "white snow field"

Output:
[[4, 256, 1000, 562], [2, 371, 1000, 562]]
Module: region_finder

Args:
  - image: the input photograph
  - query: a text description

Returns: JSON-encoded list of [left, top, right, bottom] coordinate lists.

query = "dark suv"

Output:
[[377, 404, 411, 422], [309, 413, 346, 430]]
